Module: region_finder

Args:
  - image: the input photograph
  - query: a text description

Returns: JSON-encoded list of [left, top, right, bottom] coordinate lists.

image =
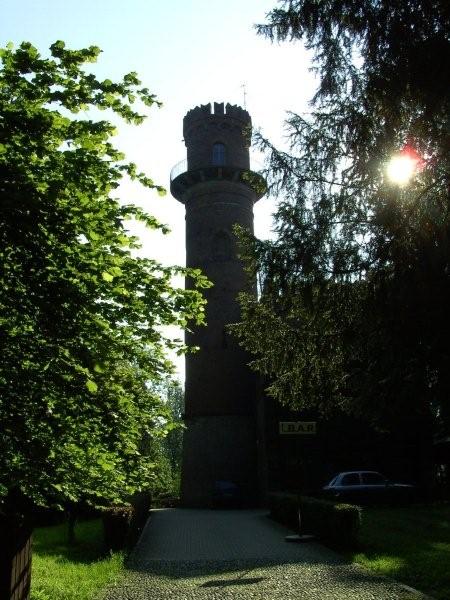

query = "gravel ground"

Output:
[[103, 509, 428, 600]]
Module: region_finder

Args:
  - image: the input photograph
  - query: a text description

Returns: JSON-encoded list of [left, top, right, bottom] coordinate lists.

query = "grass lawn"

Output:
[[31, 519, 124, 600], [347, 504, 450, 600]]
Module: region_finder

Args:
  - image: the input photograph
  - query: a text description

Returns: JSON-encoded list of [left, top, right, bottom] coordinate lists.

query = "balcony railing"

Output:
[[170, 158, 188, 182], [170, 156, 264, 183]]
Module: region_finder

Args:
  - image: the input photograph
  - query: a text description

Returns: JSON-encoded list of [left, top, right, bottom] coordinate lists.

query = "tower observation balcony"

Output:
[[170, 155, 267, 203]]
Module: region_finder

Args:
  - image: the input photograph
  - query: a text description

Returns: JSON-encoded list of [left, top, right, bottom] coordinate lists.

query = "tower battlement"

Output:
[[225, 103, 250, 123], [183, 102, 251, 139]]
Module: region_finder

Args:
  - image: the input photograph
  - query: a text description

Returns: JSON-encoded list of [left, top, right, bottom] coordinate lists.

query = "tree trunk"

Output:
[[67, 510, 76, 545]]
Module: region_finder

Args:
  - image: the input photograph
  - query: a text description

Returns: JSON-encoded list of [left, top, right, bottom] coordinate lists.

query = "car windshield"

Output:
[[361, 472, 386, 485]]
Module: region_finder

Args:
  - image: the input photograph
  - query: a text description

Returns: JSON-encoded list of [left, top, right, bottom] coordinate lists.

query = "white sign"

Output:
[[279, 421, 317, 435]]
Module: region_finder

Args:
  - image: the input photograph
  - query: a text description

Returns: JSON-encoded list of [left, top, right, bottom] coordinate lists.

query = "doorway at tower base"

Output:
[[181, 414, 258, 508]]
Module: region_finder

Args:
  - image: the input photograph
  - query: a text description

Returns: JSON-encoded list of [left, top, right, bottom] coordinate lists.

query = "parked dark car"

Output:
[[322, 471, 415, 505]]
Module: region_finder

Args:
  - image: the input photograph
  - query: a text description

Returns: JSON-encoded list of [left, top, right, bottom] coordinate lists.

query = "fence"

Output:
[[0, 517, 32, 600]]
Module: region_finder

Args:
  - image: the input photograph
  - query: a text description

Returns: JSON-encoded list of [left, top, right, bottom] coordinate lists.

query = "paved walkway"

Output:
[[104, 509, 426, 599]]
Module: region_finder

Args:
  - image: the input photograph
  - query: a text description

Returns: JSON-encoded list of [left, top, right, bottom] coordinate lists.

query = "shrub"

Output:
[[268, 492, 361, 548], [127, 492, 152, 548], [152, 493, 180, 508], [101, 493, 152, 552], [101, 506, 134, 551], [300, 496, 361, 548]]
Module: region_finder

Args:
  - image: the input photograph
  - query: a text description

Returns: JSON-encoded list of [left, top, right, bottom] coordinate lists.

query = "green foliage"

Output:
[[0, 42, 210, 511], [233, 1, 450, 430], [140, 434, 176, 498], [140, 380, 184, 499], [163, 381, 184, 487], [31, 519, 124, 600]]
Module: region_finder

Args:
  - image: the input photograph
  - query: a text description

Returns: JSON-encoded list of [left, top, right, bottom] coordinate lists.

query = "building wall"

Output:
[[181, 415, 257, 507]]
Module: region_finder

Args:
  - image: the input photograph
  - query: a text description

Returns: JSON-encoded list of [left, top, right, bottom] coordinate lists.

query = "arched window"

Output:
[[212, 142, 226, 166]]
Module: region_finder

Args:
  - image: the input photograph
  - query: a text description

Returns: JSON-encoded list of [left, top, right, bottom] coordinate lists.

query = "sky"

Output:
[[2, 0, 316, 378]]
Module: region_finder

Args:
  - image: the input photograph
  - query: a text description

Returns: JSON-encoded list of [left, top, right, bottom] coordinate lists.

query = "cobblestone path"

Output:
[[104, 508, 428, 600]]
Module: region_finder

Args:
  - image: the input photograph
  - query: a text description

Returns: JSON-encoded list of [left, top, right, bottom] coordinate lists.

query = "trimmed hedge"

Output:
[[127, 492, 152, 547], [101, 505, 134, 551], [152, 494, 180, 508], [268, 492, 361, 548], [101, 492, 152, 551], [300, 495, 361, 547]]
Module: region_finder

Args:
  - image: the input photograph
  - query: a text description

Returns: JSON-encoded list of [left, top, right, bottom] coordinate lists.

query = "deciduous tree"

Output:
[[0, 41, 209, 512]]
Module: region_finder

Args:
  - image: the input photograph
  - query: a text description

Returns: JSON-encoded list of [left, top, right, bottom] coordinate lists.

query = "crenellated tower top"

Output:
[[183, 102, 251, 138], [171, 101, 265, 203]]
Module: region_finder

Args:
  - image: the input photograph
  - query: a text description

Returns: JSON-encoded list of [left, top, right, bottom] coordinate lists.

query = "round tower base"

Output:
[[180, 414, 258, 508]]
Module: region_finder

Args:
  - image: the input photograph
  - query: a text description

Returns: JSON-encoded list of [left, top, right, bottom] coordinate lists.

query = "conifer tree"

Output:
[[234, 1, 450, 441]]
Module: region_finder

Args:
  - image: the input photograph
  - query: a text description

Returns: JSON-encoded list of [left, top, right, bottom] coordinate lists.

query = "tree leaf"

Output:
[[86, 379, 98, 393]]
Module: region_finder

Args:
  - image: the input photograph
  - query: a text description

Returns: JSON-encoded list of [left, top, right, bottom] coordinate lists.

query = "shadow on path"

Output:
[[104, 509, 426, 599]]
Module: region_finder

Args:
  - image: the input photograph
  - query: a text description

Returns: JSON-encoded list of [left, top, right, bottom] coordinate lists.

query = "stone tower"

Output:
[[171, 102, 266, 507]]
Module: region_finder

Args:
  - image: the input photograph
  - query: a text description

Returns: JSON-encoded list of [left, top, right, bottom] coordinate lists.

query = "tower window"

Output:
[[212, 143, 226, 166]]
